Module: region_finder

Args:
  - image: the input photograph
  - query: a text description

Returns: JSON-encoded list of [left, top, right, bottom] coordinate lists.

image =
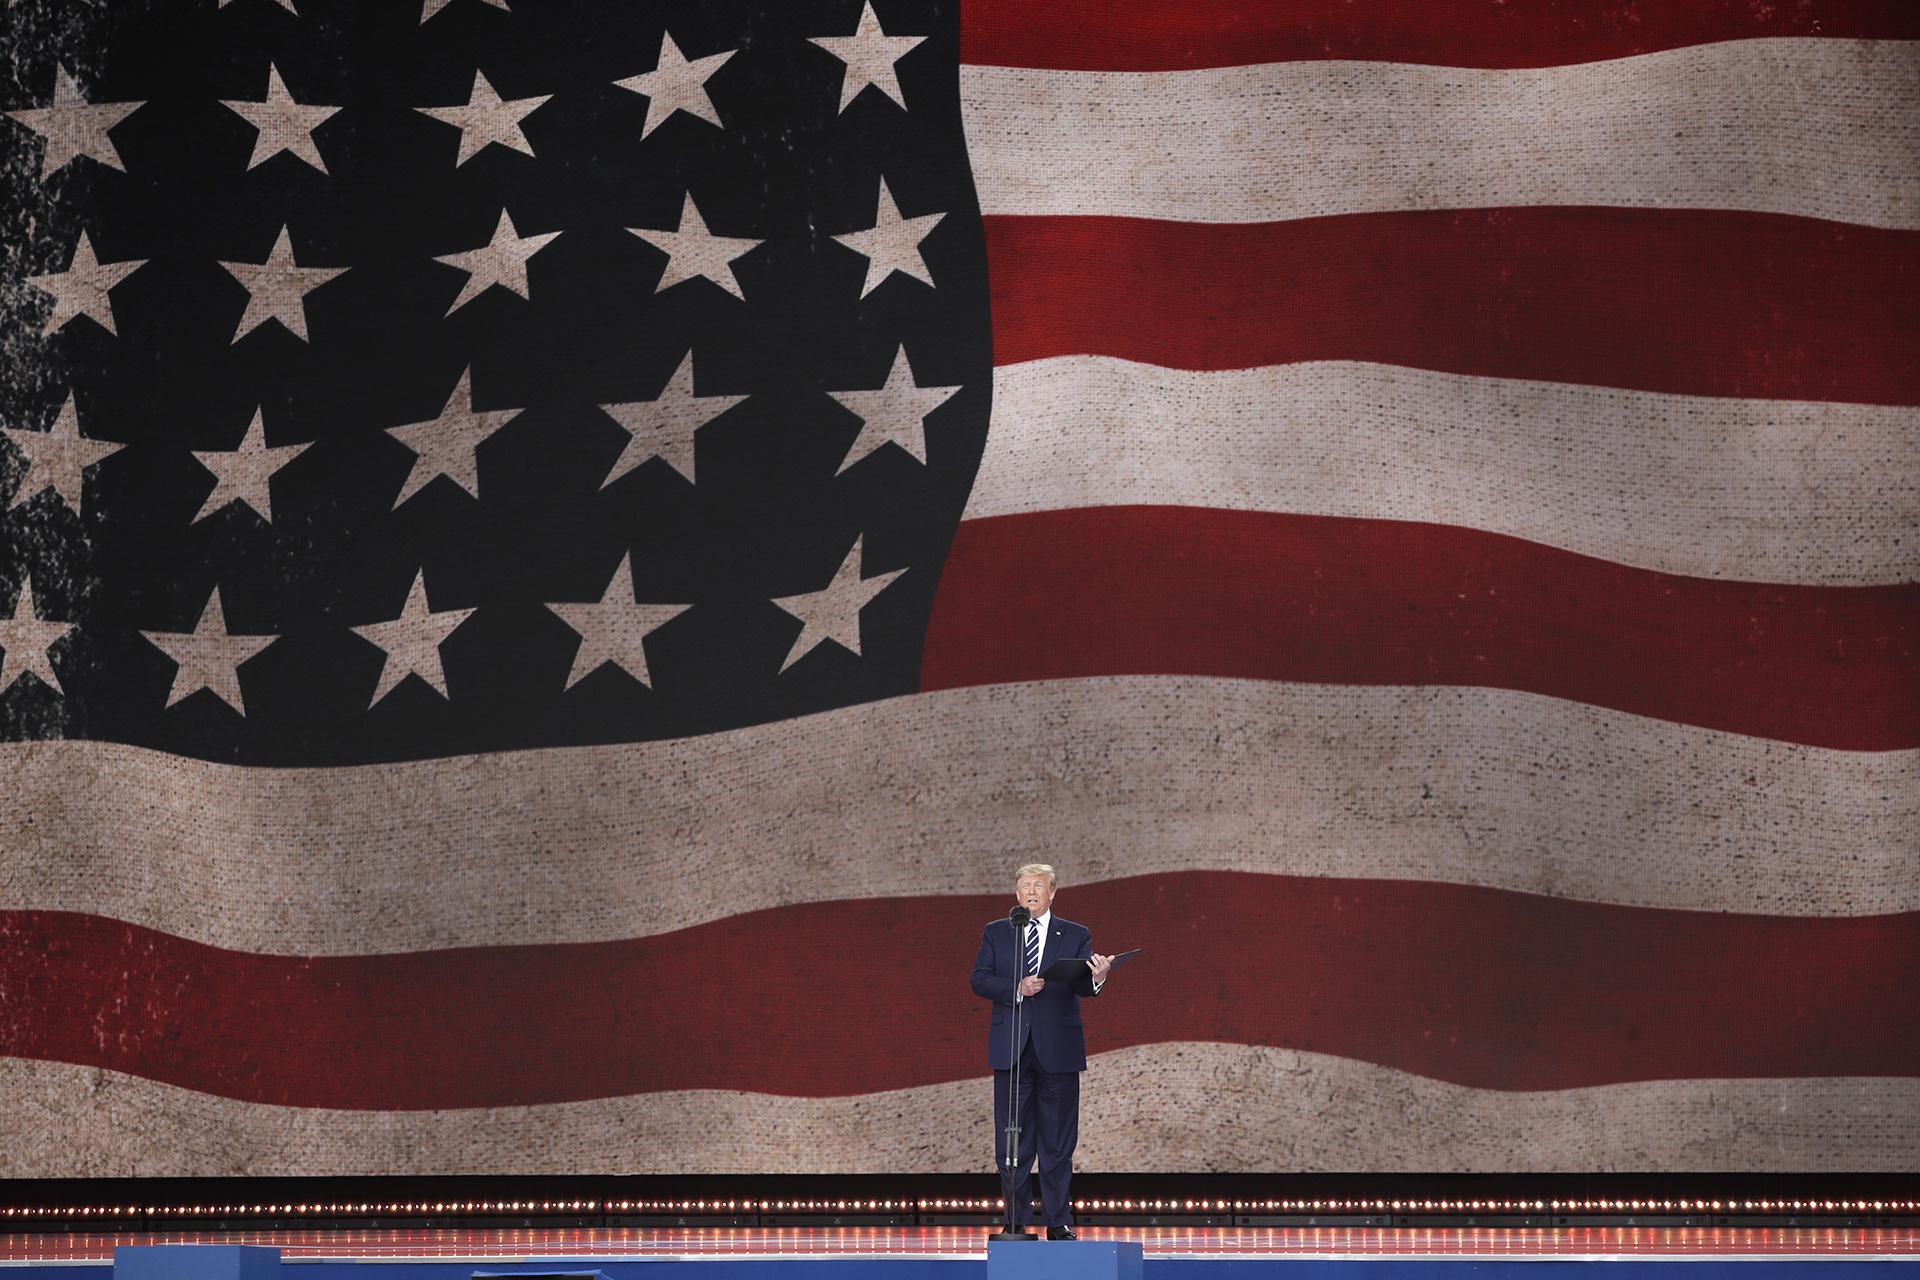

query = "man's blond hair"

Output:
[[1014, 863, 1057, 887]]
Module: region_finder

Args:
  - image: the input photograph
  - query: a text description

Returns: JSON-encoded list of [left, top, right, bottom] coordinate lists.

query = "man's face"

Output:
[[1014, 874, 1056, 917]]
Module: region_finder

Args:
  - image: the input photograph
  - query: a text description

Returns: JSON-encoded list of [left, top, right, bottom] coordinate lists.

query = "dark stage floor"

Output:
[[2, 1225, 1916, 1264]]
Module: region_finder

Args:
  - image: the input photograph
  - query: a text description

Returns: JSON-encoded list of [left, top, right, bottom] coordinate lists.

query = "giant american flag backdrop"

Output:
[[0, 0, 1915, 1176]]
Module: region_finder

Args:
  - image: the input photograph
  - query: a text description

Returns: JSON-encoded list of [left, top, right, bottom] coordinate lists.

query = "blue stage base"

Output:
[[991, 1240, 1144, 1280], [113, 1245, 281, 1280]]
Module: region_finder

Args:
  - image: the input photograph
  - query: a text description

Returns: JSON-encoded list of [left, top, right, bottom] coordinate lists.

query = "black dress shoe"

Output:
[[1047, 1226, 1078, 1241]]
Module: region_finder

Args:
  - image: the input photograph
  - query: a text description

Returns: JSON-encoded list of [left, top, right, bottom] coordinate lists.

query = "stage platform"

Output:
[[1, 1226, 1916, 1274]]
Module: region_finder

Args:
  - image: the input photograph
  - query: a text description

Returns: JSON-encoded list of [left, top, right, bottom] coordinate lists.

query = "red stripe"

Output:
[[961, 0, 1920, 71], [3, 875, 1915, 1108], [920, 508, 1919, 752], [984, 210, 1920, 405]]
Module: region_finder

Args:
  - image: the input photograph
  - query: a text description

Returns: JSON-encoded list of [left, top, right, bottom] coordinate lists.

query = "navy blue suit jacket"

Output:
[[971, 915, 1099, 1072]]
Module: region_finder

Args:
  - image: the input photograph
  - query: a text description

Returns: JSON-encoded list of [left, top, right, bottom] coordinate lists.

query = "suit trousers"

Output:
[[993, 1038, 1081, 1229]]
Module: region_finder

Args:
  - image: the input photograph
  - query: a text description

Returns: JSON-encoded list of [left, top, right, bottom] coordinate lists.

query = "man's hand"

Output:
[[1089, 953, 1113, 984], [1018, 975, 1046, 997]]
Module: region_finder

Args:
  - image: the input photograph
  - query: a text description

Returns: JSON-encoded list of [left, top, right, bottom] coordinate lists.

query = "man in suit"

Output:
[[970, 863, 1115, 1240]]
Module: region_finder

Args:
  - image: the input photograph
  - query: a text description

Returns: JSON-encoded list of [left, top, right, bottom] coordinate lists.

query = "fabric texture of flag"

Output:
[[0, 0, 1916, 1175]]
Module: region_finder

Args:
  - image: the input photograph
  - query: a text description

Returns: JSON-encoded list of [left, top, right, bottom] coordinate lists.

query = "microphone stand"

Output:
[[990, 909, 1036, 1241]]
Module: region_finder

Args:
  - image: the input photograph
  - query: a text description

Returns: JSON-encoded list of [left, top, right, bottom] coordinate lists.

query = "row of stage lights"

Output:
[[3, 1198, 1917, 1218]]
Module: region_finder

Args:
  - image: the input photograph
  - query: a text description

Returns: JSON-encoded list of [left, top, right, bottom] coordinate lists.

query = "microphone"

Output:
[[997, 908, 1035, 1235]]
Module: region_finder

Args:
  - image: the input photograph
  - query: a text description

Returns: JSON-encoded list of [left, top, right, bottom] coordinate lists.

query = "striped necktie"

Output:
[[1024, 922, 1041, 977]]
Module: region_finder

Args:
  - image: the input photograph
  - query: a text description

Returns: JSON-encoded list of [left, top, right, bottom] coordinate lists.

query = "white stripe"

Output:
[[969, 359, 1920, 586], [2, 677, 1911, 955], [2, 1047, 1911, 1175], [960, 40, 1920, 229]]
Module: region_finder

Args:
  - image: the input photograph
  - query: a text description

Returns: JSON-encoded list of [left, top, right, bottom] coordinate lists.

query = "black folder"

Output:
[[1039, 948, 1142, 982]]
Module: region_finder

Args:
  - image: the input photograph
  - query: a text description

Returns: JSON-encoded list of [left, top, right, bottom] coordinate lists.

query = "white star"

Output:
[[351, 570, 474, 705], [419, 0, 509, 23], [190, 410, 308, 524], [5, 64, 143, 177], [4, 393, 121, 512], [599, 350, 745, 487], [809, 2, 926, 113], [216, 225, 344, 343], [0, 575, 73, 696], [614, 30, 734, 139], [417, 70, 548, 167], [385, 368, 519, 507], [835, 177, 943, 296], [827, 345, 960, 472], [547, 553, 689, 690], [432, 208, 559, 314], [626, 192, 762, 301], [220, 63, 338, 173], [772, 535, 905, 672], [142, 586, 274, 714], [28, 231, 144, 335]]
